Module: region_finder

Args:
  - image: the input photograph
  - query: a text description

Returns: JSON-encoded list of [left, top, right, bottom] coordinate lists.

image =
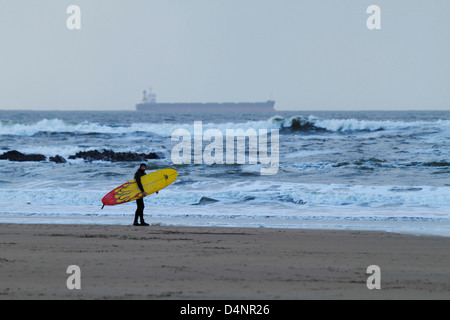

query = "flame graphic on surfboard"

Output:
[[102, 169, 178, 206]]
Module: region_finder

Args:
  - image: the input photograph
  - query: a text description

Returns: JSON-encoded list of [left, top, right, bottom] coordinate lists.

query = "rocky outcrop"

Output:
[[1, 149, 162, 163], [0, 150, 46, 162], [49, 155, 67, 163], [68, 150, 161, 162]]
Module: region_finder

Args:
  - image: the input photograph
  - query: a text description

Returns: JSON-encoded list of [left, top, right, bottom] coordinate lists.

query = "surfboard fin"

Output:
[[101, 204, 105, 210]]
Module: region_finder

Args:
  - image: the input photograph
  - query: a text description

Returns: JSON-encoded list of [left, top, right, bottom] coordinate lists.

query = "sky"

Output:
[[0, 0, 449, 111]]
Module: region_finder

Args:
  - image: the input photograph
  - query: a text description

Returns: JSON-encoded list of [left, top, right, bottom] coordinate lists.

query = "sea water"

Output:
[[0, 110, 449, 236]]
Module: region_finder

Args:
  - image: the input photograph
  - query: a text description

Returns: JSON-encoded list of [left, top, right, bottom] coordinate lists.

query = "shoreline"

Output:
[[1, 213, 449, 238], [1, 223, 449, 299]]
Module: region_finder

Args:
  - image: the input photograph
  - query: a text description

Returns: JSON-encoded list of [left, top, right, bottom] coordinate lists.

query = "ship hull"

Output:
[[136, 101, 275, 112]]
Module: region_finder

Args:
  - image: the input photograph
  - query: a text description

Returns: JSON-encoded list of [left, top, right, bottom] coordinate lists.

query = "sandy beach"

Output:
[[0, 223, 449, 300]]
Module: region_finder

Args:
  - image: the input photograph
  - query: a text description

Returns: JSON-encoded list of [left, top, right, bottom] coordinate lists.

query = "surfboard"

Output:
[[101, 168, 178, 207]]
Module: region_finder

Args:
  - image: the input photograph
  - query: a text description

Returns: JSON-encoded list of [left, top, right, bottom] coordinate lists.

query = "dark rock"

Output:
[[0, 150, 46, 162], [289, 118, 325, 132], [49, 155, 67, 163], [68, 149, 161, 162], [291, 118, 312, 131]]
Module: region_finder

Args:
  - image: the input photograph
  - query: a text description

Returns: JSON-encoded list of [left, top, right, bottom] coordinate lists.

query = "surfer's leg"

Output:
[[135, 199, 148, 226], [139, 202, 146, 224], [134, 199, 144, 225], [133, 209, 139, 225]]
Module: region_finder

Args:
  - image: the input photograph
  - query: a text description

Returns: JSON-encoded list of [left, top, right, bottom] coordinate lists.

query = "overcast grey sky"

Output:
[[1, 0, 449, 111]]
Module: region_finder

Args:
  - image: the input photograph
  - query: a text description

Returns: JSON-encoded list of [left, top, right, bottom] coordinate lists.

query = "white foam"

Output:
[[1, 181, 449, 211], [1, 178, 449, 236], [270, 115, 450, 132], [5, 116, 448, 138], [1, 203, 449, 237]]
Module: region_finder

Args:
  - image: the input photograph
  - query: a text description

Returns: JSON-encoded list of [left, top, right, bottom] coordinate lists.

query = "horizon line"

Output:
[[1, 108, 450, 112]]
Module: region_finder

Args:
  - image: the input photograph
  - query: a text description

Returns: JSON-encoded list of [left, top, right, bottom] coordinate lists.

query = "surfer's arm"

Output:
[[137, 178, 145, 193], [135, 173, 146, 194]]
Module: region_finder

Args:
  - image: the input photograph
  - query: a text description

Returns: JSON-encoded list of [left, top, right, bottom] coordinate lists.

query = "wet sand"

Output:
[[0, 223, 449, 299]]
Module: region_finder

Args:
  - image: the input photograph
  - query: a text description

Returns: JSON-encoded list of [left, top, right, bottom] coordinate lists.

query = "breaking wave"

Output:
[[271, 115, 450, 133], [2, 116, 450, 137]]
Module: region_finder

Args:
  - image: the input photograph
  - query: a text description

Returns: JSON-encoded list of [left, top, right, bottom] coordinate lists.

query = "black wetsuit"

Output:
[[134, 168, 146, 224]]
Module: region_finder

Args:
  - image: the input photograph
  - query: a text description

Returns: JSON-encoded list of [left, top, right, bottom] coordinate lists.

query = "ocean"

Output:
[[1, 110, 449, 236]]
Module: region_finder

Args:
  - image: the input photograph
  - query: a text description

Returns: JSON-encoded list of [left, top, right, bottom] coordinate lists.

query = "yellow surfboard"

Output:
[[102, 169, 178, 206]]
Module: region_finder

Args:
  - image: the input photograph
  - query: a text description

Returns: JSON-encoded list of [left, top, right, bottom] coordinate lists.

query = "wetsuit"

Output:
[[134, 168, 146, 224]]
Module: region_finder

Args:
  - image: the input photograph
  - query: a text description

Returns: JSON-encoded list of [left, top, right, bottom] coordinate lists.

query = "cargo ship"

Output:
[[136, 88, 275, 112]]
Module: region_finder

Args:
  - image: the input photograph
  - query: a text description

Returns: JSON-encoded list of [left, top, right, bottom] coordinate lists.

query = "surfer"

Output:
[[134, 163, 149, 226]]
